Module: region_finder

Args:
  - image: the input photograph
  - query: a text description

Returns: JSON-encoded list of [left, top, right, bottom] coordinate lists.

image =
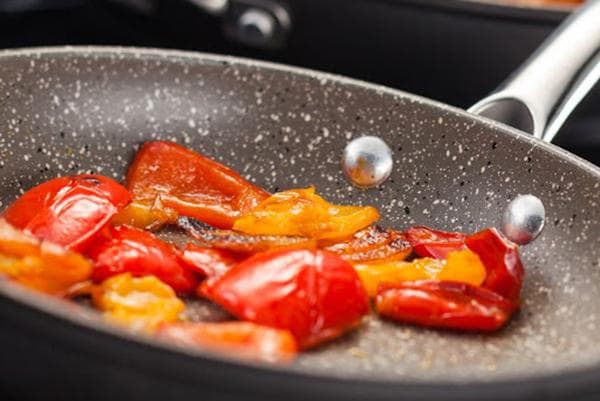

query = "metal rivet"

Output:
[[501, 194, 546, 245], [342, 136, 393, 188]]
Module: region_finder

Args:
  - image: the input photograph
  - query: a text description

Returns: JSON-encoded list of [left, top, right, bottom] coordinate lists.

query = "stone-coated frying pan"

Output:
[[0, 2, 599, 401]]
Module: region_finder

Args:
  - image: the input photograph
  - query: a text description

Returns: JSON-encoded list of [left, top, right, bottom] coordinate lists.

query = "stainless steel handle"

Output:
[[469, 0, 600, 143]]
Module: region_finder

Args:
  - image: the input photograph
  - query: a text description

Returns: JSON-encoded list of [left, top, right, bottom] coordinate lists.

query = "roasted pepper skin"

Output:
[[466, 228, 524, 304], [376, 280, 516, 331], [200, 249, 369, 349], [3, 175, 131, 252], [405, 226, 467, 259], [157, 321, 297, 363], [88, 225, 198, 294], [179, 244, 239, 280], [116, 141, 269, 229], [325, 226, 412, 263]]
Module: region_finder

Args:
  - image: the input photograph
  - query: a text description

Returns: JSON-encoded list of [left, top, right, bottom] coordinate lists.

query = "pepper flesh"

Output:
[[466, 228, 524, 304], [0, 219, 92, 296], [233, 187, 379, 242], [325, 226, 412, 263], [405, 226, 467, 259], [376, 280, 515, 331], [114, 141, 269, 230], [87, 225, 198, 294], [157, 321, 297, 363], [92, 273, 185, 333], [179, 244, 240, 280], [2, 175, 131, 252], [355, 249, 486, 297], [200, 249, 369, 349]]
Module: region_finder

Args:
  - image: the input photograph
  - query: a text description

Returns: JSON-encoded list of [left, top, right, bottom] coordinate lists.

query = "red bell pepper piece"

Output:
[[466, 228, 524, 304], [87, 225, 198, 294], [121, 141, 269, 229], [179, 244, 240, 279], [2, 175, 131, 252], [376, 280, 516, 331], [200, 249, 370, 349], [405, 226, 467, 259], [157, 321, 298, 364]]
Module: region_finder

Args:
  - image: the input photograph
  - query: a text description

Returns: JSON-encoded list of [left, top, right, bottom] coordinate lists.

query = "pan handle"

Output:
[[468, 0, 600, 143]]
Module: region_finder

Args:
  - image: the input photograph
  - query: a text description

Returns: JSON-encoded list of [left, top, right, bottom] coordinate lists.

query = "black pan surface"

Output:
[[0, 47, 598, 400]]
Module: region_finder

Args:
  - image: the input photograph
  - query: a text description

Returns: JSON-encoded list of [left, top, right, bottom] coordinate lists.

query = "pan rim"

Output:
[[0, 45, 599, 400]]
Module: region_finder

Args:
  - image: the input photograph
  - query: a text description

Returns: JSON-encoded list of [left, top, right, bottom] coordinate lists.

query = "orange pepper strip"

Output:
[[91, 273, 185, 333], [0, 219, 92, 296], [355, 249, 487, 297], [233, 187, 379, 242]]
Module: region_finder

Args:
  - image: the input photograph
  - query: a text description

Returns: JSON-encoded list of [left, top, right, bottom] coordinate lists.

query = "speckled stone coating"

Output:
[[0, 47, 598, 394]]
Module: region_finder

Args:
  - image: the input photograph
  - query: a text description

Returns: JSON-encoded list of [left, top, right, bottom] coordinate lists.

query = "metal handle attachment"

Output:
[[469, 0, 600, 143]]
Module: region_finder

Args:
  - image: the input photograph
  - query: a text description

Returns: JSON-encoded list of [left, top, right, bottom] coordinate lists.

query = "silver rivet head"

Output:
[[501, 194, 545, 245], [342, 136, 393, 188]]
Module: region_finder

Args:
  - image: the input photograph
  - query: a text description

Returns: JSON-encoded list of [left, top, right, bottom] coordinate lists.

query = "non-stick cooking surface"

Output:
[[0, 47, 598, 386]]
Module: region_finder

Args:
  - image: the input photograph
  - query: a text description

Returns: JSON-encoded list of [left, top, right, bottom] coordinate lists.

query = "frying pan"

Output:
[[0, 1, 598, 401]]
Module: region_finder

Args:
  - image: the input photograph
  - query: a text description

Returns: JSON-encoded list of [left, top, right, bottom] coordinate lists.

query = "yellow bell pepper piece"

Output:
[[233, 187, 379, 241], [92, 273, 185, 333], [0, 219, 92, 296], [354, 249, 486, 297]]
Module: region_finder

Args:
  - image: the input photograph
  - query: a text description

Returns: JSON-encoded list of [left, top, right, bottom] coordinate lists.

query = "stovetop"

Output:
[[0, 0, 597, 168]]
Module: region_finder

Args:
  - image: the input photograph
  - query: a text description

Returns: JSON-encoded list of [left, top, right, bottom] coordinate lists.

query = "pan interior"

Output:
[[0, 48, 598, 383]]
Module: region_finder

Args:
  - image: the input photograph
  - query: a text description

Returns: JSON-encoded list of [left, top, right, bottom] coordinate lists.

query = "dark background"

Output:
[[0, 0, 597, 165]]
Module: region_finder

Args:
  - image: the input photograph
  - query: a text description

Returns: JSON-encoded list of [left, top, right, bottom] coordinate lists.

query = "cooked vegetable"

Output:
[[178, 216, 316, 254], [87, 225, 198, 294], [0, 140, 529, 362], [2, 175, 131, 252], [376, 280, 515, 331], [114, 141, 269, 230], [404, 226, 467, 259], [200, 249, 370, 349], [354, 249, 487, 297], [179, 244, 239, 279], [0, 219, 92, 295], [232, 187, 379, 242], [466, 228, 524, 304], [92, 273, 185, 333], [325, 226, 412, 263], [157, 321, 297, 363]]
